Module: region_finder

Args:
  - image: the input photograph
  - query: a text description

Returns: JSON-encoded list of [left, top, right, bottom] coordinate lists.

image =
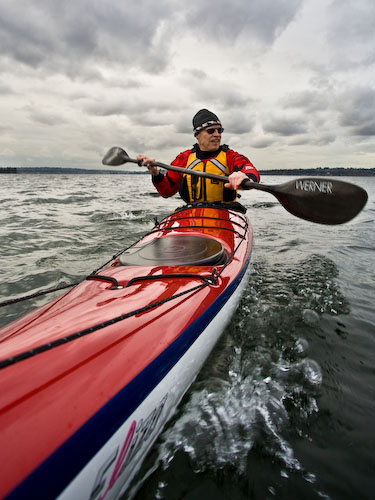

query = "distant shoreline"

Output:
[[0, 167, 145, 175], [259, 168, 375, 176], [1, 166, 374, 176]]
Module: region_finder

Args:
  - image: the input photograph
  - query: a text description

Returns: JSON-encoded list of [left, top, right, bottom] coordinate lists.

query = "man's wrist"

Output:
[[152, 172, 164, 184]]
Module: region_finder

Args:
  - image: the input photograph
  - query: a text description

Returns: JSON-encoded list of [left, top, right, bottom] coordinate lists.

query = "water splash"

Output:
[[151, 253, 345, 491], [157, 347, 322, 482]]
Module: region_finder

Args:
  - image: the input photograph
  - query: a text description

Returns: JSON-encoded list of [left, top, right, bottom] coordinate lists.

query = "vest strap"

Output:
[[187, 159, 202, 170], [209, 158, 227, 174]]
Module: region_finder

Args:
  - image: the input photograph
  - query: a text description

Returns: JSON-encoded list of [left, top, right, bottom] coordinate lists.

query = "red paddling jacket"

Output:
[[152, 144, 260, 204]]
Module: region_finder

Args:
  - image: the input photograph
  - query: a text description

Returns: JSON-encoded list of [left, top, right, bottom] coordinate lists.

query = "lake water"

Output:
[[0, 173, 374, 500]]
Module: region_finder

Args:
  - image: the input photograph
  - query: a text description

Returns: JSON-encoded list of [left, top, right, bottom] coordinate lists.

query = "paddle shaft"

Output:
[[104, 148, 253, 188], [125, 157, 240, 183], [102, 148, 368, 224], [136, 158, 368, 225]]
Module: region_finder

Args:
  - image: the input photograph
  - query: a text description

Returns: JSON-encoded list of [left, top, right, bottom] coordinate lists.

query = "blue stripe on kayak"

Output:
[[6, 255, 250, 500]]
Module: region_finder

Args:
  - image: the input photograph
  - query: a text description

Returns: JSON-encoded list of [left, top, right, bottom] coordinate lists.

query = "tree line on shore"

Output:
[[1, 166, 375, 176]]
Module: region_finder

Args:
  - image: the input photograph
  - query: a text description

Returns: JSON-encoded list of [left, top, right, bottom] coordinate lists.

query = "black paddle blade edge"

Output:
[[270, 178, 368, 225]]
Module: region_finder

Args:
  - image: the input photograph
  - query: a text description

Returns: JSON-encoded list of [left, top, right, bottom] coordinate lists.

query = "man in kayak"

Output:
[[137, 109, 260, 204]]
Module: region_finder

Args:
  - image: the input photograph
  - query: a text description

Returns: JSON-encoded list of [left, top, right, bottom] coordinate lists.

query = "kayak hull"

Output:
[[58, 266, 249, 500], [0, 205, 253, 500]]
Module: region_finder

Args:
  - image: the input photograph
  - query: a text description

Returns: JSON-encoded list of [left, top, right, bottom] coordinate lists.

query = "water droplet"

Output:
[[302, 309, 320, 325], [299, 359, 323, 387], [295, 337, 309, 356]]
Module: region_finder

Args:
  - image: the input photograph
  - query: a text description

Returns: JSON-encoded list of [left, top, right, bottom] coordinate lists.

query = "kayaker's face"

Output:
[[196, 127, 223, 152]]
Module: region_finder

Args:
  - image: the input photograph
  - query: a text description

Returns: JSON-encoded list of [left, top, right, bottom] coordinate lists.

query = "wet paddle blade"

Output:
[[102, 147, 131, 166], [260, 178, 368, 224]]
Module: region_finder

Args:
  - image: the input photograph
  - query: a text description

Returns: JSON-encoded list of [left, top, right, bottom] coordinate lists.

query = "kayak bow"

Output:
[[0, 204, 252, 500]]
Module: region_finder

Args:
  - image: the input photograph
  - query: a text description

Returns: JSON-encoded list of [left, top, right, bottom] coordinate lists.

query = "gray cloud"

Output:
[[0, 0, 175, 75], [0, 0, 304, 81], [223, 111, 255, 135], [288, 133, 336, 146], [282, 90, 331, 113], [185, 73, 255, 115], [280, 83, 375, 141], [28, 109, 67, 126], [263, 116, 308, 136], [312, 133, 336, 146], [351, 123, 375, 136], [337, 87, 375, 137], [84, 99, 130, 117], [0, 82, 12, 95], [327, 0, 375, 67], [250, 137, 276, 149], [185, 0, 303, 46], [179, 71, 254, 134], [83, 96, 182, 121], [189, 69, 208, 80]]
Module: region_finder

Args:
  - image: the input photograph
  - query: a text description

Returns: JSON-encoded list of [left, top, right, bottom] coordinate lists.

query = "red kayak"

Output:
[[0, 203, 252, 500]]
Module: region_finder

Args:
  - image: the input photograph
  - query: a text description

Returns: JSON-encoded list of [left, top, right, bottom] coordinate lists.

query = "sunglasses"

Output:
[[205, 127, 224, 134]]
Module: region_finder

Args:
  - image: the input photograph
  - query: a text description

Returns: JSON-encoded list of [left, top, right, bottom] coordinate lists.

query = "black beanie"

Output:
[[192, 109, 222, 135]]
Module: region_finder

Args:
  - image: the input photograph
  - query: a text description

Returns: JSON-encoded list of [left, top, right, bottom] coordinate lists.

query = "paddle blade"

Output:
[[102, 147, 130, 166], [269, 178, 368, 225]]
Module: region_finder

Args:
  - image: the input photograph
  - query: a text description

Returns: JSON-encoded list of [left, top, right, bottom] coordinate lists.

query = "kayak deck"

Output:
[[0, 205, 252, 499]]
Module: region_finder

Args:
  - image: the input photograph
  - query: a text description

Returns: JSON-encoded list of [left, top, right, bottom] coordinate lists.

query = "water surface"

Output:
[[0, 173, 374, 500]]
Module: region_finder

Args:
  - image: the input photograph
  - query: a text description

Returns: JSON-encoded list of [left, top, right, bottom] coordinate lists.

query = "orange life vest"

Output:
[[185, 150, 236, 203]]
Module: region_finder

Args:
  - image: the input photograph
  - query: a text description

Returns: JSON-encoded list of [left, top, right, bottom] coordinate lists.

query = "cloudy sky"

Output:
[[0, 0, 374, 171]]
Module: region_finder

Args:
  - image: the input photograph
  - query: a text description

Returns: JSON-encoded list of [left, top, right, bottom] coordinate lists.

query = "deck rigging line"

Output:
[[0, 281, 209, 370], [0, 205, 248, 370]]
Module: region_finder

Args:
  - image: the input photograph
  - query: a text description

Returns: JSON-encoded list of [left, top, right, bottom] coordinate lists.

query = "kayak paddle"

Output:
[[102, 147, 368, 225]]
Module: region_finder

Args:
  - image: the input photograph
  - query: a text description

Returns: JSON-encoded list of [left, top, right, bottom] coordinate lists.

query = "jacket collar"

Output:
[[192, 144, 222, 159]]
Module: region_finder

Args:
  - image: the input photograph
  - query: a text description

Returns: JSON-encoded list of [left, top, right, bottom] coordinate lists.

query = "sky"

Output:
[[0, 0, 374, 171]]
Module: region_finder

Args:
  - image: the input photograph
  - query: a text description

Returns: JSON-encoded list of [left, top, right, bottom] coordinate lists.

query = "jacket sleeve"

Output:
[[227, 149, 260, 183], [151, 151, 189, 198]]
